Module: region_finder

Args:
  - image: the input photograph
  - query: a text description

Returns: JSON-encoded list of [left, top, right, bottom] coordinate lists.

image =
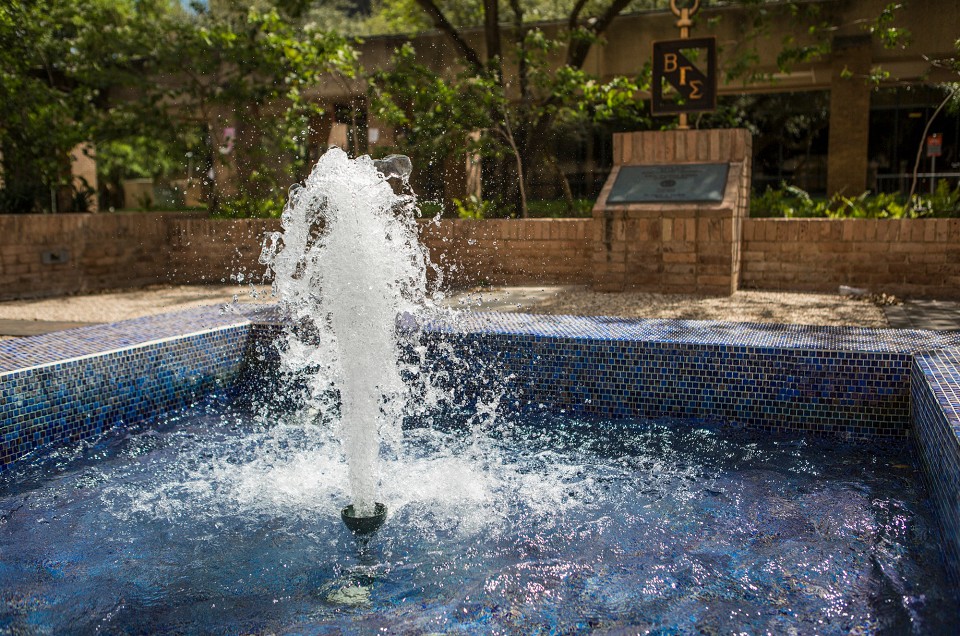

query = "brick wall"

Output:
[[826, 36, 872, 196], [4, 214, 960, 301], [741, 218, 960, 299], [0, 214, 593, 299], [418, 218, 592, 287], [166, 217, 593, 288], [0, 214, 187, 300], [167, 218, 279, 285]]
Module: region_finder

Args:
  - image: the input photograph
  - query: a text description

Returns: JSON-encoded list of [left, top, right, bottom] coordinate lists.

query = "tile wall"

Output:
[[912, 349, 960, 581], [0, 306, 263, 468]]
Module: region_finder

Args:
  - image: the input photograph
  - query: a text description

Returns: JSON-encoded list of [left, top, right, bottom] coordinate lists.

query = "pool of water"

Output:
[[0, 394, 956, 634]]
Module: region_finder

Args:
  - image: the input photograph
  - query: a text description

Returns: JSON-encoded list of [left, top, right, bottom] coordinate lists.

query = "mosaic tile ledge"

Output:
[[915, 348, 960, 430], [0, 323, 254, 469], [420, 311, 960, 354], [0, 304, 273, 375], [6, 304, 957, 379], [248, 307, 960, 439], [245, 306, 960, 355], [911, 348, 960, 582]]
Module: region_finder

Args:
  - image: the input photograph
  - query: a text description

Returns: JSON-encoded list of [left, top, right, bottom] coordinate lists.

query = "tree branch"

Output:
[[566, 0, 633, 69], [509, 0, 529, 102], [412, 0, 484, 72], [486, 109, 528, 217], [567, 0, 590, 33], [533, 0, 633, 136], [909, 85, 958, 203]]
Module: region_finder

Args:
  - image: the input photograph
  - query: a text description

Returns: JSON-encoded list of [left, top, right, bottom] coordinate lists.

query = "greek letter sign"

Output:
[[651, 37, 717, 115]]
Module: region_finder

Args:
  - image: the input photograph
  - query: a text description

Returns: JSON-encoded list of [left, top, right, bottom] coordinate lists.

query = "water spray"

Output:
[[260, 149, 422, 536]]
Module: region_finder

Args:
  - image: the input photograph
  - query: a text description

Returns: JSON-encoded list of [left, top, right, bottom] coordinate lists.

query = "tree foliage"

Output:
[[0, 0, 179, 211], [368, 0, 652, 217], [153, 5, 359, 212], [0, 0, 359, 214], [365, 0, 923, 217], [1, 0, 932, 216]]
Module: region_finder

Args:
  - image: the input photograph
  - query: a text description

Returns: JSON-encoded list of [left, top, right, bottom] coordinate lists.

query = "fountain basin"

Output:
[[2, 304, 960, 632]]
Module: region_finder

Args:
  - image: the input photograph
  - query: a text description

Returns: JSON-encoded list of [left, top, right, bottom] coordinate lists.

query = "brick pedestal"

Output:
[[591, 129, 752, 295]]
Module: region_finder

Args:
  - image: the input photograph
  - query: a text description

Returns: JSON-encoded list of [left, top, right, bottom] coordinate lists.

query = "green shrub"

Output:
[[751, 182, 960, 218], [827, 190, 908, 219], [750, 184, 831, 218], [913, 180, 960, 217], [452, 195, 496, 219], [216, 194, 286, 219], [418, 200, 444, 218], [526, 198, 594, 218]]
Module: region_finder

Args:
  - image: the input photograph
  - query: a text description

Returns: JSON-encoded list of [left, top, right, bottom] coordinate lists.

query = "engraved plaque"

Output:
[[607, 163, 728, 203]]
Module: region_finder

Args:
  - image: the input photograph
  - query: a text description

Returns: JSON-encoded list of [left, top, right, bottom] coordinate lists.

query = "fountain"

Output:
[[2, 149, 960, 632], [259, 148, 430, 534]]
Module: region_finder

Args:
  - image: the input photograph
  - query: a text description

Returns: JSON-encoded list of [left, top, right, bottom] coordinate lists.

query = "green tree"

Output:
[[150, 6, 359, 214], [369, 0, 652, 217], [0, 0, 184, 212], [366, 0, 918, 217], [0, 0, 359, 215]]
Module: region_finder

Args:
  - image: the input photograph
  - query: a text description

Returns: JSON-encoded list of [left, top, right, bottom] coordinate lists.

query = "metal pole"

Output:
[[931, 155, 936, 195], [670, 0, 700, 131]]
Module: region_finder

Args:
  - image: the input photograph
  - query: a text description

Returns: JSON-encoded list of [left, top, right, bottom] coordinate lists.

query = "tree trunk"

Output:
[[483, 0, 501, 72], [411, 0, 484, 72], [909, 87, 956, 204]]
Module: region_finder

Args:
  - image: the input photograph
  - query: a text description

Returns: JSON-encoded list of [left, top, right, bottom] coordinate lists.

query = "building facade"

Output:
[[298, 0, 958, 202]]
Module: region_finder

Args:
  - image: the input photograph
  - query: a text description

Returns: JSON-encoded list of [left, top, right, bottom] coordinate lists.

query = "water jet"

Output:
[[259, 147, 427, 533]]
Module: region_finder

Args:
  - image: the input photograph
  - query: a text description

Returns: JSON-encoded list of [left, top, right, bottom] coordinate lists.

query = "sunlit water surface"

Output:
[[0, 394, 956, 634]]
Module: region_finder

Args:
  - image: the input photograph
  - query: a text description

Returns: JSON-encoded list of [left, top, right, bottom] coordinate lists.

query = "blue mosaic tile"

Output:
[[912, 348, 960, 582], [0, 305, 271, 469], [0, 304, 273, 374], [235, 310, 960, 440], [383, 311, 958, 440], [426, 311, 960, 353]]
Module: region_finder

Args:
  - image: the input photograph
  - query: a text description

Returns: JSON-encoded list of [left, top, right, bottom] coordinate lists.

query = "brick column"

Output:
[[826, 35, 872, 197], [592, 129, 752, 296]]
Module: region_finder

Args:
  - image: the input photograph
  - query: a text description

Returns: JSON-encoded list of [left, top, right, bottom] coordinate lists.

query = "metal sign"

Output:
[[607, 163, 729, 203], [651, 37, 717, 116], [927, 133, 943, 158]]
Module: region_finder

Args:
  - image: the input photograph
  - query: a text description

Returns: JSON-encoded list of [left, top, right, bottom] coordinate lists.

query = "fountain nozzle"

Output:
[[341, 503, 387, 535]]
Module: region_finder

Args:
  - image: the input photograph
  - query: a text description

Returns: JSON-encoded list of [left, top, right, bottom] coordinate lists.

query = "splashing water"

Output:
[[259, 148, 430, 517]]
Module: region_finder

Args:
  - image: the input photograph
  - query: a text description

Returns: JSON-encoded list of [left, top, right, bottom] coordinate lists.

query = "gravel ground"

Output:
[[506, 286, 890, 327], [0, 283, 888, 329], [0, 285, 269, 323]]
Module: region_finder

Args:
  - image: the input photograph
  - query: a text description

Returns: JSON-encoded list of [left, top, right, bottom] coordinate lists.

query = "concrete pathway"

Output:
[[2, 285, 959, 337], [453, 288, 960, 332], [0, 319, 100, 337], [441, 286, 579, 312], [884, 300, 960, 331]]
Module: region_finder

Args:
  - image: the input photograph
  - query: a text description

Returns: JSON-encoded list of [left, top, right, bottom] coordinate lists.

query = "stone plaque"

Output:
[[607, 163, 728, 203]]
